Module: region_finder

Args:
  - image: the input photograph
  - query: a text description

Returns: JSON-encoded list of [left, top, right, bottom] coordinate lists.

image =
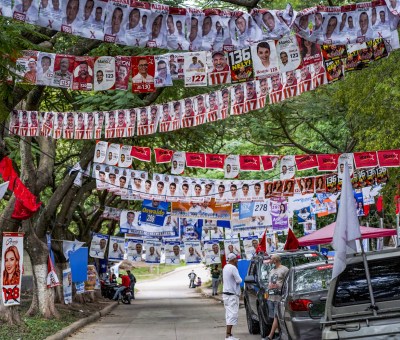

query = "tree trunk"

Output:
[[0, 305, 21, 325]]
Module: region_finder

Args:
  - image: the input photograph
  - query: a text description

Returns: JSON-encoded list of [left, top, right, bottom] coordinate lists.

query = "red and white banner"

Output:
[[295, 154, 319, 171], [131, 146, 152, 162], [377, 149, 400, 167], [260, 155, 278, 171], [185, 152, 206, 168], [317, 154, 340, 171], [205, 153, 226, 169], [353, 151, 379, 168], [239, 155, 261, 171], [154, 148, 174, 163], [1, 232, 24, 306]]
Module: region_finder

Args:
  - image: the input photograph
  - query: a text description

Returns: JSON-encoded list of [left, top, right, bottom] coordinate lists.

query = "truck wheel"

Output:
[[245, 301, 260, 334], [258, 304, 272, 338]]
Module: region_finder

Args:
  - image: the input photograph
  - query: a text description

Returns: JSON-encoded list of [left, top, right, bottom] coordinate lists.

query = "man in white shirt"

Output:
[[186, 246, 201, 263], [146, 246, 160, 263], [109, 242, 124, 260], [132, 58, 154, 83], [222, 253, 242, 340]]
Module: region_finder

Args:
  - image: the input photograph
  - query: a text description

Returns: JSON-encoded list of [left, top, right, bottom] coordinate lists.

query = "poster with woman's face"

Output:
[[251, 40, 279, 78], [1, 232, 24, 306]]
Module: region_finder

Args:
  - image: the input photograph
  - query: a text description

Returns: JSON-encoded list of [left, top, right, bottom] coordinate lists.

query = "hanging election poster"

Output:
[[171, 199, 232, 220], [224, 238, 241, 258], [126, 237, 144, 262], [270, 197, 289, 231], [204, 239, 221, 265], [184, 51, 207, 87], [228, 46, 254, 83], [62, 268, 73, 304], [184, 240, 202, 264], [165, 240, 181, 265], [89, 233, 109, 259], [1, 232, 24, 306], [243, 236, 259, 260], [108, 236, 125, 261], [144, 239, 162, 264]]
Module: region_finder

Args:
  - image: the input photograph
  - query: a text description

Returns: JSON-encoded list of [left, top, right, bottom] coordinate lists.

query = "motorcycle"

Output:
[[117, 287, 132, 305]]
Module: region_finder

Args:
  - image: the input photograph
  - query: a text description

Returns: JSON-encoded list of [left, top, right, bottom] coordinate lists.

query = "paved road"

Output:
[[70, 265, 260, 340]]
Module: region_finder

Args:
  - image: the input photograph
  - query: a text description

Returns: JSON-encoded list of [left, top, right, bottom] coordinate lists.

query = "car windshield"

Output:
[[260, 253, 326, 283], [294, 264, 333, 293], [333, 256, 400, 307]]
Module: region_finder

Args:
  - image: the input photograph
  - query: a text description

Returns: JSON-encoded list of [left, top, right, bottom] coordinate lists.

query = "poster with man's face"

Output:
[[154, 54, 172, 87], [224, 155, 240, 179], [13, 0, 39, 23], [144, 239, 162, 264], [243, 236, 259, 259], [184, 51, 207, 87], [89, 233, 108, 259], [224, 238, 241, 258], [93, 56, 115, 91], [252, 8, 292, 41], [79, 0, 107, 40], [62, 268, 73, 304], [207, 51, 231, 86], [125, 2, 150, 46], [146, 3, 168, 49], [126, 237, 144, 262], [165, 241, 181, 265], [184, 240, 202, 264], [52, 54, 74, 89], [61, 0, 82, 34], [280, 155, 296, 180], [131, 55, 155, 93], [36, 52, 55, 86], [204, 240, 221, 265], [0, 0, 13, 17], [115, 56, 131, 90], [166, 8, 190, 50], [63, 112, 75, 139], [15, 51, 38, 85], [103, 0, 129, 44], [108, 236, 125, 261]]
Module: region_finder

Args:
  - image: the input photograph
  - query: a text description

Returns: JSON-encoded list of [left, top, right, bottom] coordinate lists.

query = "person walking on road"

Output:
[[127, 270, 136, 299], [223, 253, 242, 340], [211, 264, 221, 296], [188, 270, 197, 288], [266, 254, 289, 340]]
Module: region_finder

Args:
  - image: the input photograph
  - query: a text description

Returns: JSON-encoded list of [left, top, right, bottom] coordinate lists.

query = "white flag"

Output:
[[0, 181, 9, 200], [63, 240, 85, 260], [331, 162, 361, 279]]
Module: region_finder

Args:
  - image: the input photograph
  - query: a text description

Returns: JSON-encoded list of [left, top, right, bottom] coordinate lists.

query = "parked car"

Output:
[[322, 248, 400, 339], [277, 262, 333, 339], [244, 250, 327, 338]]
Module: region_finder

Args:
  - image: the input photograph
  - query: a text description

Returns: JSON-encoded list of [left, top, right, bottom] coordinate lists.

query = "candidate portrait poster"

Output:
[[171, 151, 186, 175], [184, 51, 207, 87], [0, 0, 12, 17], [13, 0, 38, 24], [1, 232, 24, 306], [131, 55, 155, 93], [89, 233, 108, 259], [78, 0, 107, 40], [154, 54, 173, 88], [224, 238, 241, 258], [144, 239, 161, 264], [251, 40, 279, 78], [72, 56, 94, 91], [270, 197, 289, 231], [228, 47, 254, 83], [184, 240, 202, 264], [62, 268, 73, 304], [36, 52, 55, 86], [207, 51, 231, 86], [52, 54, 74, 89], [93, 56, 115, 91], [165, 240, 181, 265], [103, 0, 129, 44], [125, 1, 151, 47], [115, 56, 131, 90], [243, 236, 259, 260], [125, 236, 144, 262], [204, 239, 221, 265], [171, 199, 232, 221], [276, 36, 301, 73], [119, 210, 140, 233], [108, 236, 125, 261]]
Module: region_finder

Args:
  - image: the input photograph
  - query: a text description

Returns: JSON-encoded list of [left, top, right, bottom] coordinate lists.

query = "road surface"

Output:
[[70, 265, 260, 340]]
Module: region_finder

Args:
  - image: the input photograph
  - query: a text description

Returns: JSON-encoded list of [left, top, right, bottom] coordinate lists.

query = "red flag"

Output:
[[131, 146, 151, 162], [353, 151, 378, 168], [154, 148, 173, 163], [295, 154, 319, 170], [284, 228, 299, 250], [317, 154, 340, 171], [260, 155, 279, 171], [239, 155, 261, 171], [377, 149, 400, 167], [256, 231, 266, 254], [395, 195, 400, 215], [205, 153, 226, 169], [0, 156, 41, 220], [185, 152, 206, 168], [376, 195, 384, 212]]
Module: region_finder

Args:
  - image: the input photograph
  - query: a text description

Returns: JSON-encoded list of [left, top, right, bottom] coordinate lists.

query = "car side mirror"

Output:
[[244, 275, 256, 284]]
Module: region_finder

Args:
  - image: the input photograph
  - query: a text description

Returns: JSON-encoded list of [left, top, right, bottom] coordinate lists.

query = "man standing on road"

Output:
[[188, 270, 197, 288], [126, 270, 136, 299], [266, 254, 289, 340], [223, 253, 242, 340], [211, 264, 220, 296]]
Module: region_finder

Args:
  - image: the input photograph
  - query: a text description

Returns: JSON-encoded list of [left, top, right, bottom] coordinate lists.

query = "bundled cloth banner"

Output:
[[1, 232, 24, 306]]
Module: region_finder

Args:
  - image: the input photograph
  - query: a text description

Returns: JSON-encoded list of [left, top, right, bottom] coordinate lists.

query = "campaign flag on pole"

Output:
[[46, 234, 60, 288], [1, 232, 24, 306], [332, 163, 361, 279]]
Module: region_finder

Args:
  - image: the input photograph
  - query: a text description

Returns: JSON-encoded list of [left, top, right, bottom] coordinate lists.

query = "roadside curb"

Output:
[[200, 287, 244, 307], [45, 301, 118, 340]]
